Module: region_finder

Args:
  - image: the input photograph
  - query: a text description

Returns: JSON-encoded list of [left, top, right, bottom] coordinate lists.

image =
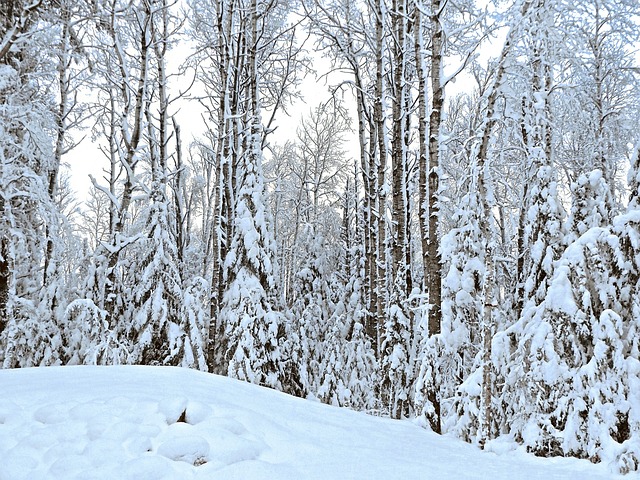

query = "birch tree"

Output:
[[211, 0, 299, 388], [414, 0, 487, 433]]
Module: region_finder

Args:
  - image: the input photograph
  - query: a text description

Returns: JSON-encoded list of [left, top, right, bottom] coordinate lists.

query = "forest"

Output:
[[0, 0, 639, 474]]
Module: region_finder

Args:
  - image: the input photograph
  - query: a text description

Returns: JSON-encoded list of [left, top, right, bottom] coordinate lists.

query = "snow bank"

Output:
[[0, 366, 623, 479]]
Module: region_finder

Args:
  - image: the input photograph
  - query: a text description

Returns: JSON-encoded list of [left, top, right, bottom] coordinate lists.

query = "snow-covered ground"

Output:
[[0, 366, 624, 479]]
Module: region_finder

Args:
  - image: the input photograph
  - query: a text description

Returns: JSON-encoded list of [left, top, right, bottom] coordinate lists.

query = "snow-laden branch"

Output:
[[0, 0, 42, 61], [89, 174, 121, 213]]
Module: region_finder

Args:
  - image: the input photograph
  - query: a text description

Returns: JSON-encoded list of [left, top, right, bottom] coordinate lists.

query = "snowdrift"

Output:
[[0, 366, 623, 479]]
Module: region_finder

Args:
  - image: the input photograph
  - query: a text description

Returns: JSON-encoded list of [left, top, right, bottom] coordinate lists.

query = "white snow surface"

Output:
[[0, 366, 624, 479]]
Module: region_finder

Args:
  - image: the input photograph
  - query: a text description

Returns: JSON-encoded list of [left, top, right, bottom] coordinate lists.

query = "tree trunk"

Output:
[[209, 0, 236, 370], [427, 0, 443, 339], [479, 253, 494, 447], [373, 0, 387, 355], [414, 4, 430, 295], [423, 0, 446, 434], [0, 235, 8, 337], [475, 0, 535, 443], [44, 8, 71, 288], [355, 77, 377, 343], [391, 0, 407, 289]]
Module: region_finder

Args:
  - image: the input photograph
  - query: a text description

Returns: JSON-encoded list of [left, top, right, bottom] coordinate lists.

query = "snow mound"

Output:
[[0, 366, 625, 479], [156, 435, 210, 464]]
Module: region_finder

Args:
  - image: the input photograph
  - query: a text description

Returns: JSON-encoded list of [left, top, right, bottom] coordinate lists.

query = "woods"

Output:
[[1, 0, 640, 474]]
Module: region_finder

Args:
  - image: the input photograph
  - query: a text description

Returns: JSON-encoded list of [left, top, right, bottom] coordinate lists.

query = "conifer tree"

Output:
[[288, 225, 334, 396], [436, 169, 485, 440], [218, 147, 286, 388], [497, 0, 569, 455], [318, 182, 377, 410]]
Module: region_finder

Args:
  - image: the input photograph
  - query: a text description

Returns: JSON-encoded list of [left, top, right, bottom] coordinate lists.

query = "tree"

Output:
[[215, 0, 292, 389], [287, 225, 334, 397], [217, 136, 286, 387], [190, 0, 306, 372], [317, 179, 378, 410], [126, 0, 207, 369], [77, 0, 153, 339], [557, 0, 640, 209], [303, 0, 381, 345], [0, 0, 69, 366], [413, 0, 487, 432]]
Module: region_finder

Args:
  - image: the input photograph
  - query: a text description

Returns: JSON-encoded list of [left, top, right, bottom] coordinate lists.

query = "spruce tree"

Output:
[[217, 73, 286, 389]]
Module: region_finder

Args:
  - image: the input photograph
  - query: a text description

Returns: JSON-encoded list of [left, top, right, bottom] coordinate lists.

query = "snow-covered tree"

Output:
[[217, 149, 286, 388], [498, 0, 570, 456], [214, 0, 290, 390], [287, 225, 334, 396], [127, 0, 207, 369], [75, 0, 154, 338], [0, 0, 68, 367], [318, 183, 377, 410], [436, 173, 485, 440], [569, 170, 614, 238], [264, 103, 349, 303], [380, 282, 413, 419]]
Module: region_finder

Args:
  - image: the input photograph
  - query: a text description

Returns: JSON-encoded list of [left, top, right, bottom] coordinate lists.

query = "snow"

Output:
[[545, 265, 577, 316], [0, 366, 625, 480], [0, 65, 18, 91]]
